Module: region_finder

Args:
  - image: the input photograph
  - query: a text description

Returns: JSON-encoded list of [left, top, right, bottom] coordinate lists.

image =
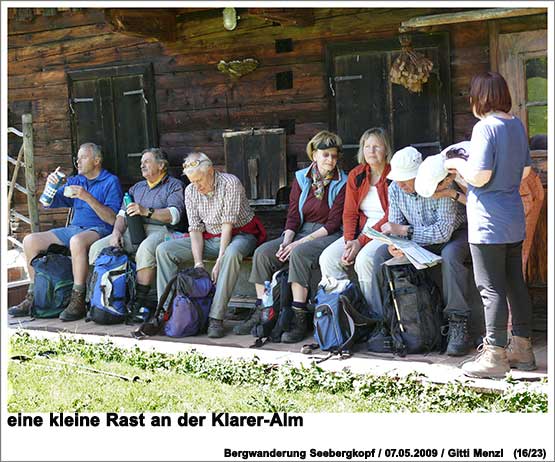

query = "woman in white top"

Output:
[[319, 127, 392, 317]]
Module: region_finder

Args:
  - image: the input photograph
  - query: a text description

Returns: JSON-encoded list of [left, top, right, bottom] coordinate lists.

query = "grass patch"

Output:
[[8, 332, 547, 413]]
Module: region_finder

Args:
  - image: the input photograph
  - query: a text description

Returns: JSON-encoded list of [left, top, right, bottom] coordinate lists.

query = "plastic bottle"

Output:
[[262, 280, 273, 307], [123, 192, 146, 245], [39, 171, 66, 206]]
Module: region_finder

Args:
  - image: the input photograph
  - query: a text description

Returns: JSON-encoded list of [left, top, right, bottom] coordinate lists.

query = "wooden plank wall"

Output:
[[8, 8, 547, 283]]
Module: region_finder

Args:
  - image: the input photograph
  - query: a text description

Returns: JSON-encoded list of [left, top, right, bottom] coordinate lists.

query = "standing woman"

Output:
[[445, 72, 536, 378], [319, 128, 391, 318], [236, 131, 347, 343]]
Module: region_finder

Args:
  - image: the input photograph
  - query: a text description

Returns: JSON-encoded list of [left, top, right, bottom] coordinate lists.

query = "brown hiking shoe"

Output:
[[59, 290, 87, 322], [461, 342, 510, 379], [8, 292, 34, 317], [506, 335, 537, 371]]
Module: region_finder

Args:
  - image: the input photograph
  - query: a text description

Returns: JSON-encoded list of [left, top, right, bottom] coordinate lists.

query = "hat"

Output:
[[415, 154, 448, 198], [387, 146, 422, 181]]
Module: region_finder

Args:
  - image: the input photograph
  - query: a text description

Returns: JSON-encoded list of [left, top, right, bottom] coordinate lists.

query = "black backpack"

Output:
[[250, 269, 293, 347], [378, 263, 443, 356]]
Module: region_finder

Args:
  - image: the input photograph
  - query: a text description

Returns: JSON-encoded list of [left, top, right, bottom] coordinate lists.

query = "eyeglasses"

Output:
[[183, 159, 210, 169]]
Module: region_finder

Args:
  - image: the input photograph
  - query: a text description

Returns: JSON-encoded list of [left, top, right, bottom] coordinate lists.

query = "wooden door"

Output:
[[498, 29, 547, 285], [327, 33, 451, 171]]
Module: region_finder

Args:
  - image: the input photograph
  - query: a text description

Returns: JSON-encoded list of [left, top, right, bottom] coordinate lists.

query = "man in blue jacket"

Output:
[[8, 142, 123, 321]]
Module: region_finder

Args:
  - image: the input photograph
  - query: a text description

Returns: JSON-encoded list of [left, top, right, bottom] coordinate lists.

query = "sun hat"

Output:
[[415, 154, 449, 198], [386, 146, 422, 181]]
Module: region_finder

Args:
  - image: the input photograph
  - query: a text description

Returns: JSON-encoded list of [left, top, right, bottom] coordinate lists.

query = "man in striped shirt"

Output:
[[363, 147, 471, 356], [155, 152, 265, 338]]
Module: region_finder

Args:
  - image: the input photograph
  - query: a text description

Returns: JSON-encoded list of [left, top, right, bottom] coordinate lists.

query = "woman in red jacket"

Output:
[[319, 127, 391, 316]]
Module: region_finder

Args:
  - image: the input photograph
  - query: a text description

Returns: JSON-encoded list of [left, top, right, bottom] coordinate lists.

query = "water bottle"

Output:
[[262, 280, 273, 307], [39, 170, 66, 206], [123, 192, 146, 245]]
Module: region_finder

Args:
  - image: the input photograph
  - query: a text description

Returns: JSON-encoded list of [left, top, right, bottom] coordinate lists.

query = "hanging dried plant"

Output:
[[390, 35, 434, 93], [217, 58, 259, 79]]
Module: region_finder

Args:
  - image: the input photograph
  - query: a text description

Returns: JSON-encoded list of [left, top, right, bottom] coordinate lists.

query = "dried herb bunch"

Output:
[[390, 36, 434, 93]]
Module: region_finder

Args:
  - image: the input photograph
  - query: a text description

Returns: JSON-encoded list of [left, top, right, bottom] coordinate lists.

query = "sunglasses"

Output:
[[183, 159, 210, 169], [318, 151, 339, 160]]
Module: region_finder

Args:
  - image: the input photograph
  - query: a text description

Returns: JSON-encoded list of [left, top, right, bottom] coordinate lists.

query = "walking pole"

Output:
[[384, 265, 405, 333]]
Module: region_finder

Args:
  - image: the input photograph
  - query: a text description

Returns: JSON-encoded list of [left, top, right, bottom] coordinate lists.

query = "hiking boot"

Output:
[[233, 306, 261, 335], [446, 314, 471, 356], [506, 335, 537, 371], [8, 292, 34, 317], [281, 308, 308, 344], [461, 342, 510, 379], [207, 317, 225, 338], [59, 290, 87, 322]]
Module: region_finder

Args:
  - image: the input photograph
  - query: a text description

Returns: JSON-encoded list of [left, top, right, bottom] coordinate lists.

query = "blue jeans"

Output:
[[51, 225, 110, 247]]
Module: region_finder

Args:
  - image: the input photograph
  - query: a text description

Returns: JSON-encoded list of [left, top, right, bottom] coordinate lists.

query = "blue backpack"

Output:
[[31, 244, 74, 318], [87, 246, 136, 325], [311, 279, 377, 357], [133, 267, 215, 338]]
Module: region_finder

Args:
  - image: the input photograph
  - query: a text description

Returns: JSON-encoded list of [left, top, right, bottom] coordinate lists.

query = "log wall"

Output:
[[8, 7, 548, 284]]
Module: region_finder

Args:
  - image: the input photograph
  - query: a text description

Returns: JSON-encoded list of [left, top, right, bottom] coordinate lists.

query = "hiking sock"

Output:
[[292, 301, 307, 311], [73, 283, 86, 293], [135, 283, 151, 306]]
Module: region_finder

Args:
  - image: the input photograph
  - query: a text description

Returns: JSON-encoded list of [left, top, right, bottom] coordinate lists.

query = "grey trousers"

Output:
[[89, 223, 169, 271], [155, 233, 258, 320], [426, 227, 471, 317], [320, 237, 391, 317], [249, 222, 341, 288]]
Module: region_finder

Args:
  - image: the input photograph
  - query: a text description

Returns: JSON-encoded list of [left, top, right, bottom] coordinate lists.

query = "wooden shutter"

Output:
[[223, 128, 287, 204], [327, 33, 451, 166], [333, 53, 389, 170], [67, 64, 158, 188]]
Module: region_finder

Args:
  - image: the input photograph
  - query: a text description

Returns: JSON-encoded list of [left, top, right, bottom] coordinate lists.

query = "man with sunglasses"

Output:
[[8, 142, 122, 321], [89, 148, 186, 322], [155, 152, 266, 338]]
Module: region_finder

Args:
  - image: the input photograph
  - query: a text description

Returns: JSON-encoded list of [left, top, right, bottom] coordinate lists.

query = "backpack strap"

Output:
[[133, 274, 178, 337], [337, 294, 358, 354], [190, 298, 208, 334]]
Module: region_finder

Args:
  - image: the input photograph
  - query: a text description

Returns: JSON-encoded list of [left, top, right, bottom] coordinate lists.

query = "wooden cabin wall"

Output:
[[7, 8, 547, 285]]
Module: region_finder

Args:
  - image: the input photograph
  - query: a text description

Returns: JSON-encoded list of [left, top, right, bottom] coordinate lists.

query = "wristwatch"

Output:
[[147, 207, 154, 218], [406, 225, 414, 240]]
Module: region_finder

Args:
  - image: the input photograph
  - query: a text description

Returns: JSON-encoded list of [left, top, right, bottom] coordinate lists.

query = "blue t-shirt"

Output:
[[48, 169, 123, 234], [466, 115, 531, 244]]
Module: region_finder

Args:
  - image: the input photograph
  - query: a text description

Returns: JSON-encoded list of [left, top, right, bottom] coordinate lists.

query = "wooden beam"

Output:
[[22, 113, 40, 233], [489, 20, 499, 72], [246, 8, 315, 27], [400, 8, 547, 32], [104, 8, 177, 42]]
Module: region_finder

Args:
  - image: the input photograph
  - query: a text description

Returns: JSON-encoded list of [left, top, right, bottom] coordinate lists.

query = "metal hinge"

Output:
[[123, 89, 148, 105], [69, 97, 93, 114]]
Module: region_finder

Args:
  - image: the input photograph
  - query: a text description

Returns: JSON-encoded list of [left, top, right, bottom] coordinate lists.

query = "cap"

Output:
[[387, 146, 422, 181], [415, 154, 448, 198]]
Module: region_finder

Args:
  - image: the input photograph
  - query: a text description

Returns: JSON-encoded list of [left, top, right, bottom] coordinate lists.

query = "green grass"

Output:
[[8, 332, 548, 413]]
